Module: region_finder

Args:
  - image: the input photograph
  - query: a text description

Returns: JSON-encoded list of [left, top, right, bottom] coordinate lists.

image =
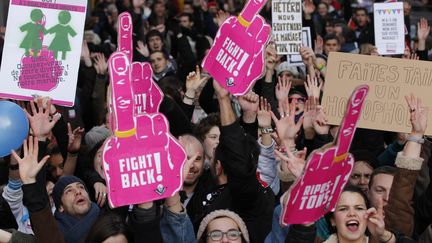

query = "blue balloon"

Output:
[[0, 101, 29, 157]]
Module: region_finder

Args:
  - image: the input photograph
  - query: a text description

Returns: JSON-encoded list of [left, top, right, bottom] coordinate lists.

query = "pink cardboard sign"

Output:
[[281, 85, 369, 225], [201, 0, 271, 96], [102, 13, 185, 207]]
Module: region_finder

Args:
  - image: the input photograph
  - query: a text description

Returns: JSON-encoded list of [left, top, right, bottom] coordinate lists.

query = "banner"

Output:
[[202, 0, 271, 96], [0, 0, 87, 106], [322, 52, 432, 135], [281, 85, 369, 225], [103, 13, 186, 208], [287, 27, 312, 66], [374, 2, 404, 55], [272, 0, 303, 54]]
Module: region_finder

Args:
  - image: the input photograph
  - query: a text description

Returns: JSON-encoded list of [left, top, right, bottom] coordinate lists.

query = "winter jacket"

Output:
[[22, 182, 64, 243], [2, 179, 33, 234], [217, 120, 275, 243], [257, 138, 280, 195], [385, 152, 424, 236]]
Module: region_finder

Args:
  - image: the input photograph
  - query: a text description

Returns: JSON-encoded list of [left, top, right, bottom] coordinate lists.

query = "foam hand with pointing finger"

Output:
[[281, 85, 369, 225], [103, 50, 186, 207], [107, 13, 163, 132], [202, 0, 271, 96]]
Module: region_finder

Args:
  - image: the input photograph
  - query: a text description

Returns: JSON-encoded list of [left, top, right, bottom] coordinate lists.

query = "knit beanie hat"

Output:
[[52, 176, 86, 209], [84, 125, 111, 151], [196, 210, 250, 243]]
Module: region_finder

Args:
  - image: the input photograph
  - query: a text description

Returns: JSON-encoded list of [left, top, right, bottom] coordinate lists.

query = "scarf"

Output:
[[55, 202, 100, 243]]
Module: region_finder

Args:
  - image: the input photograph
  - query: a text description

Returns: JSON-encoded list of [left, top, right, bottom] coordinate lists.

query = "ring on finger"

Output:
[[410, 108, 416, 113]]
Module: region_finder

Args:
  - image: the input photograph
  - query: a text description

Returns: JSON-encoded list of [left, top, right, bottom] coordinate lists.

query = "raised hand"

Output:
[[67, 123, 84, 154], [366, 198, 387, 241], [81, 41, 92, 67], [303, 0, 316, 16], [213, 79, 230, 100], [302, 98, 315, 136], [265, 43, 279, 73], [275, 77, 291, 102], [304, 75, 322, 99], [312, 103, 330, 135], [405, 93, 428, 136], [186, 65, 208, 97], [271, 97, 303, 149], [25, 98, 60, 141], [93, 53, 108, 75], [216, 10, 230, 27], [257, 97, 272, 128], [11, 136, 50, 184], [417, 18, 430, 41], [238, 91, 259, 114], [274, 147, 307, 178], [314, 35, 323, 54], [136, 40, 149, 58], [94, 182, 107, 207], [202, 0, 271, 95]]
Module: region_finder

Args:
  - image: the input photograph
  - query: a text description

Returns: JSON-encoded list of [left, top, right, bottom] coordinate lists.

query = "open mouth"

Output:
[[76, 198, 86, 205], [346, 220, 359, 232]]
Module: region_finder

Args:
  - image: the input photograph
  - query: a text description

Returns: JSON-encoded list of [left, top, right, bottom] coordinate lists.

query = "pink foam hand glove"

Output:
[[132, 62, 163, 115], [103, 51, 186, 208], [202, 0, 271, 96], [108, 13, 163, 133], [281, 85, 369, 225]]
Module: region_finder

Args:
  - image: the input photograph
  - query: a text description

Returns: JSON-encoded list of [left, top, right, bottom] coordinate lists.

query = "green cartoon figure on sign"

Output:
[[47, 10, 76, 60], [19, 9, 46, 57]]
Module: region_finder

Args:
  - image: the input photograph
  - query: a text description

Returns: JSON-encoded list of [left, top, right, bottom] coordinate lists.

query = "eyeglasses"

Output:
[[207, 229, 242, 241], [289, 97, 307, 103]]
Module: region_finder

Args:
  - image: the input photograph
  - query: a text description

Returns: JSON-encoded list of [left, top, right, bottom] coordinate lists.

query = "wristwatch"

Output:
[[407, 135, 425, 144], [260, 127, 274, 134]]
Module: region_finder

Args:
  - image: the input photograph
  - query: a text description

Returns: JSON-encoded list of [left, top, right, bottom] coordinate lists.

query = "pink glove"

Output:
[[281, 85, 369, 225], [202, 0, 271, 95]]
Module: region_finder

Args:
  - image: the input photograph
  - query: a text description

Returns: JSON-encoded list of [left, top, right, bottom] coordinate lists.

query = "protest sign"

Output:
[[281, 85, 369, 225], [103, 51, 186, 207], [202, 0, 271, 96], [322, 52, 432, 135], [103, 13, 185, 207], [107, 13, 163, 135], [272, 0, 303, 54], [0, 0, 87, 106], [287, 27, 312, 66], [374, 2, 404, 55]]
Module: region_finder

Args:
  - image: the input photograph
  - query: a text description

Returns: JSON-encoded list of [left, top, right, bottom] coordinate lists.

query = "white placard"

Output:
[[373, 2, 405, 55], [287, 27, 312, 67], [272, 0, 303, 54], [0, 0, 87, 107]]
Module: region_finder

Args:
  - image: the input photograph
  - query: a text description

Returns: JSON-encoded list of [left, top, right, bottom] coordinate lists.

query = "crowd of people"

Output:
[[0, 0, 432, 242]]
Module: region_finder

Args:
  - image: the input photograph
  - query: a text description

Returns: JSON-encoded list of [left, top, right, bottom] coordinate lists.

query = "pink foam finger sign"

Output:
[[131, 62, 163, 115], [201, 0, 270, 96], [281, 85, 369, 225], [103, 51, 186, 207], [117, 12, 133, 62]]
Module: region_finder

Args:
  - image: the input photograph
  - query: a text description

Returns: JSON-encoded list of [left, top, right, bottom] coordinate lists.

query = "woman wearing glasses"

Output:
[[197, 210, 249, 243]]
